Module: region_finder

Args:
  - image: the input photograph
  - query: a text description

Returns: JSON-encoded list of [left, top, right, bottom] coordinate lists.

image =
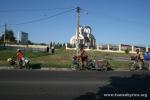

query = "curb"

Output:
[[41, 68, 72, 71], [0, 67, 72, 71], [0, 66, 14, 70], [1, 67, 149, 72]]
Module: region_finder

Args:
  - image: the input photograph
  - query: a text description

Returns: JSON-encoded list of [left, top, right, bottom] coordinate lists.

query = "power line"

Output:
[[82, 8, 150, 27], [0, 7, 74, 13], [8, 8, 75, 26]]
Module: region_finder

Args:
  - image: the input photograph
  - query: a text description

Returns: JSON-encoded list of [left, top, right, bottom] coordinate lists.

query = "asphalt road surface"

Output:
[[0, 70, 150, 100]]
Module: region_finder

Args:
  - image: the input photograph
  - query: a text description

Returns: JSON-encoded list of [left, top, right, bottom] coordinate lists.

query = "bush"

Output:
[[125, 49, 130, 54]]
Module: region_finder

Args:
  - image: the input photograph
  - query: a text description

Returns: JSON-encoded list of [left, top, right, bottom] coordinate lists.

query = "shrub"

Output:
[[125, 48, 130, 54]]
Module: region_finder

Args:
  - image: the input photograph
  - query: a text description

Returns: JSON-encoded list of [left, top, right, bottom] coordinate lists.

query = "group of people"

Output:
[[73, 44, 146, 70], [16, 45, 146, 70]]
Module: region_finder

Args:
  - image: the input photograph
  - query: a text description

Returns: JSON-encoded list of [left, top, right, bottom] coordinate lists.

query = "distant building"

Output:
[[70, 26, 96, 48], [18, 32, 28, 44]]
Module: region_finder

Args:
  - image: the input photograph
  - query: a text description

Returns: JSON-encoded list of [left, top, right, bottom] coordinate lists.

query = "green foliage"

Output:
[[67, 43, 75, 48], [28, 40, 33, 45], [0, 29, 16, 43], [125, 48, 130, 54], [49, 42, 66, 49], [50, 42, 53, 47]]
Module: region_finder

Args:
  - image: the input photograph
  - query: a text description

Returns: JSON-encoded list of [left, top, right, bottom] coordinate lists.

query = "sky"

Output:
[[0, 0, 150, 46]]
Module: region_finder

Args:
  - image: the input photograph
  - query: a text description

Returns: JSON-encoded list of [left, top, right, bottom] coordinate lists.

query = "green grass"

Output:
[[0, 48, 135, 70], [0, 48, 16, 60], [31, 49, 73, 68], [109, 60, 130, 70], [0, 48, 49, 60], [0, 48, 50, 67]]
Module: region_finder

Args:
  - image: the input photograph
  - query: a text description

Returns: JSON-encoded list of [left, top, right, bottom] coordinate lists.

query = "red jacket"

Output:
[[17, 51, 23, 61]]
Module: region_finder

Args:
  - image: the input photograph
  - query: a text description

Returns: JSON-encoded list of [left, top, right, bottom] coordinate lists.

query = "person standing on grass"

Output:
[[17, 49, 24, 68]]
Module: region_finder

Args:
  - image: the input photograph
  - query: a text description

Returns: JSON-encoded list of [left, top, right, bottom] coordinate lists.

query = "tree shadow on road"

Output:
[[74, 73, 150, 100]]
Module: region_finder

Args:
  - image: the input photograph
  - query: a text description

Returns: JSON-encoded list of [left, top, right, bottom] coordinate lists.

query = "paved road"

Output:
[[0, 70, 150, 100]]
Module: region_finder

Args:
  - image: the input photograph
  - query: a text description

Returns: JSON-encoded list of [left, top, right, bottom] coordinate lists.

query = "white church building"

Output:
[[70, 25, 96, 49]]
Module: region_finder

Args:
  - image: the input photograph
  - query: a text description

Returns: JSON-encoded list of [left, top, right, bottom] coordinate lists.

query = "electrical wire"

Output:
[[0, 7, 74, 13], [82, 8, 150, 27], [8, 8, 75, 26]]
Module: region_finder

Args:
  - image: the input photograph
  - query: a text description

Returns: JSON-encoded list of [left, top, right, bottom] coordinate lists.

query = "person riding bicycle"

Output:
[[17, 49, 24, 68], [135, 48, 144, 69], [78, 44, 88, 69], [72, 55, 78, 65]]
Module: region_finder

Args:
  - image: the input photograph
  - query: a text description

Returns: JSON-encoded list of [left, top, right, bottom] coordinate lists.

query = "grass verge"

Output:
[[0, 48, 137, 70]]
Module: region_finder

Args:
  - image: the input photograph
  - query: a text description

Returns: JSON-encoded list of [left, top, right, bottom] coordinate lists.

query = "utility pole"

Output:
[[4, 24, 7, 47], [76, 6, 80, 55]]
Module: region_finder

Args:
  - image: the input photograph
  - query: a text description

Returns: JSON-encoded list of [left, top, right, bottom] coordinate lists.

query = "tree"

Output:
[[0, 29, 16, 43], [63, 43, 66, 47], [50, 42, 53, 48], [125, 48, 130, 54], [28, 40, 33, 45]]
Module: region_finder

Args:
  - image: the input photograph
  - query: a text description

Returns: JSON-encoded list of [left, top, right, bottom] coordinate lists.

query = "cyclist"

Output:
[[17, 49, 24, 68], [135, 48, 144, 69], [78, 44, 88, 69]]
